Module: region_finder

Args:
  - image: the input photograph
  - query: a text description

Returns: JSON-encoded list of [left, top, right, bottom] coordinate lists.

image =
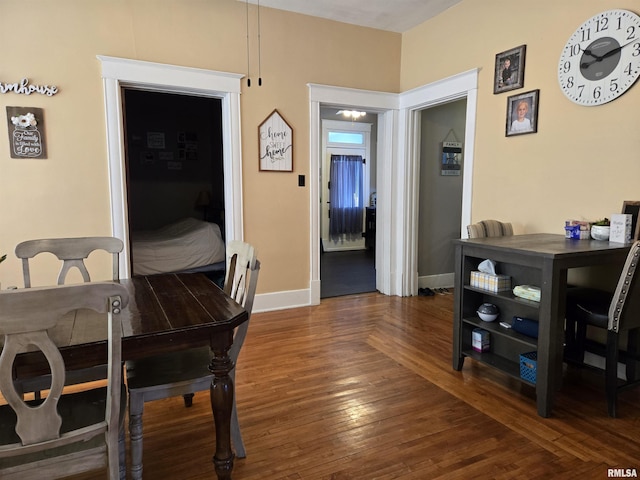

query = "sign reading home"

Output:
[[258, 109, 293, 172], [6, 107, 47, 159]]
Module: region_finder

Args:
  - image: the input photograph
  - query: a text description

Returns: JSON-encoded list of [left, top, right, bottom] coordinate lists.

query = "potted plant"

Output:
[[591, 218, 610, 241]]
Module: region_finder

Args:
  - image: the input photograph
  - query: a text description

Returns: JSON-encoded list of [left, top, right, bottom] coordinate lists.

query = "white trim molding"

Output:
[[397, 69, 479, 296], [308, 69, 478, 300], [97, 56, 244, 278], [309, 84, 398, 302]]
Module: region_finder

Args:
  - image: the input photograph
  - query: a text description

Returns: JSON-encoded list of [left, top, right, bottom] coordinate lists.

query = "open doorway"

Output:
[[416, 99, 466, 292], [123, 89, 224, 233], [319, 112, 376, 298], [99, 56, 244, 279]]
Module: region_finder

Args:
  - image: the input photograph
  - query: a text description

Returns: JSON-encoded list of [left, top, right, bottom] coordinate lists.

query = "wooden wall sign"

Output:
[[6, 107, 47, 159], [259, 109, 293, 172]]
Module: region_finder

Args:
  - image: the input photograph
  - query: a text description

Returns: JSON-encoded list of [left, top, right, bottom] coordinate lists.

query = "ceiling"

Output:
[[239, 0, 462, 33]]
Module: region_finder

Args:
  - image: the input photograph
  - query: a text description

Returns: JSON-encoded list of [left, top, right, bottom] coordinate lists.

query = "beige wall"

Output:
[[0, 0, 400, 290], [402, 0, 640, 236], [3, 0, 639, 295]]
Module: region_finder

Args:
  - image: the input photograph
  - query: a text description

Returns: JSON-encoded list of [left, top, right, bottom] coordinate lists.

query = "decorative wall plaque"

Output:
[[259, 109, 293, 172], [6, 106, 47, 159]]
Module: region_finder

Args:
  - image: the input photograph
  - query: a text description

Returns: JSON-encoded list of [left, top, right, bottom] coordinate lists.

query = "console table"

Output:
[[452, 234, 629, 417]]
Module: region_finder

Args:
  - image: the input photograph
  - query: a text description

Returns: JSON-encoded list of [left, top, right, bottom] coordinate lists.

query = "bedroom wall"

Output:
[[0, 0, 401, 290], [401, 0, 640, 236], [125, 90, 224, 231]]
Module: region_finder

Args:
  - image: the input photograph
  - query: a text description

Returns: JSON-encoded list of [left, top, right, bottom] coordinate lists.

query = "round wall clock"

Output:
[[558, 9, 640, 106]]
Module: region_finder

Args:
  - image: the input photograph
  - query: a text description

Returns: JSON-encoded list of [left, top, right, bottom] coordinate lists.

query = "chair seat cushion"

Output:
[[0, 385, 124, 470], [126, 347, 213, 391], [566, 287, 612, 329]]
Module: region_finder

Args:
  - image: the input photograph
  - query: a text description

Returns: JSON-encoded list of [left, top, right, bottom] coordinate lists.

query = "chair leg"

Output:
[[119, 426, 126, 480], [574, 320, 588, 364], [183, 393, 195, 407], [606, 332, 620, 418], [129, 394, 144, 480], [230, 397, 246, 458], [626, 328, 639, 382]]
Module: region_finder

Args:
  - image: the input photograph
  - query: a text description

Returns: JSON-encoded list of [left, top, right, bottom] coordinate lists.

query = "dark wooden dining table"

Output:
[[12, 272, 248, 480]]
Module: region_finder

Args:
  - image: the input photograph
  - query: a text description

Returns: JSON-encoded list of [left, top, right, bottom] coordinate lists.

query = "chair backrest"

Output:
[[15, 237, 123, 288], [0, 282, 128, 476], [223, 241, 260, 363], [224, 240, 257, 309], [608, 240, 640, 333], [467, 220, 514, 239]]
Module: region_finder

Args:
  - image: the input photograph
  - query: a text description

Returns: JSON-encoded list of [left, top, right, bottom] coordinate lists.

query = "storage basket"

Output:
[[519, 351, 537, 384]]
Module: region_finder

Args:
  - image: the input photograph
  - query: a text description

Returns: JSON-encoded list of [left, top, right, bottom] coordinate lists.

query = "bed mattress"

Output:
[[131, 217, 225, 276]]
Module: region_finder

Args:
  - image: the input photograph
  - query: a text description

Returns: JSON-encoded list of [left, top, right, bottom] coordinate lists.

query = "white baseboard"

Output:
[[253, 288, 313, 313], [418, 273, 454, 289]]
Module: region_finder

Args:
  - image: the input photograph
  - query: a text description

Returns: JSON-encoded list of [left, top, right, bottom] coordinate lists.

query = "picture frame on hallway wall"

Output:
[[494, 45, 526, 94], [259, 109, 293, 172], [506, 89, 539, 137]]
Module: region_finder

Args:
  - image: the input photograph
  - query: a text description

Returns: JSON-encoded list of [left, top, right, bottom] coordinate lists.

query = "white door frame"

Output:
[[309, 69, 478, 300], [398, 69, 479, 296], [309, 85, 397, 303], [98, 56, 244, 278]]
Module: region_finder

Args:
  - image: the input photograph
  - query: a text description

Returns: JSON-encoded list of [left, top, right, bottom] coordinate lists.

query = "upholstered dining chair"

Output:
[[0, 282, 129, 480], [13, 237, 124, 399], [466, 219, 514, 239], [125, 241, 260, 480], [564, 240, 640, 417]]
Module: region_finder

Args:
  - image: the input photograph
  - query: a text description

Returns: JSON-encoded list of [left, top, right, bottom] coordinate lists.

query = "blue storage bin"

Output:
[[519, 351, 537, 384]]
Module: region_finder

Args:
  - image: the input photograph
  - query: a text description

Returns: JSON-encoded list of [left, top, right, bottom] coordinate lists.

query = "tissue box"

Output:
[[610, 214, 632, 243], [472, 328, 490, 352], [470, 271, 511, 292], [565, 220, 590, 239]]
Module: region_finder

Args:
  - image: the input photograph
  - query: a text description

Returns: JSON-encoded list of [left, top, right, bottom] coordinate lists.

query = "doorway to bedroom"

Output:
[[123, 89, 226, 279]]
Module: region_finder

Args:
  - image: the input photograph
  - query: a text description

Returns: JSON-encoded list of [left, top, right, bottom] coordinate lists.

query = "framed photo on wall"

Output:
[[506, 89, 539, 137], [494, 45, 526, 94]]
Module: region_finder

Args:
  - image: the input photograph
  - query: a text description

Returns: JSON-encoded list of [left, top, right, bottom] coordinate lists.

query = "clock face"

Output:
[[558, 9, 640, 106]]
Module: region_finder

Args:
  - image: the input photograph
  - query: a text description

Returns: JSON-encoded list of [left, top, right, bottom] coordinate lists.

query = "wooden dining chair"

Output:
[[15, 236, 123, 288], [466, 219, 514, 239], [125, 241, 259, 480], [0, 282, 129, 480], [13, 237, 124, 399], [564, 240, 640, 417]]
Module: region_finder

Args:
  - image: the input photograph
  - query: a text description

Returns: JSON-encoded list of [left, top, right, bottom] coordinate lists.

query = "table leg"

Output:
[[209, 332, 235, 480]]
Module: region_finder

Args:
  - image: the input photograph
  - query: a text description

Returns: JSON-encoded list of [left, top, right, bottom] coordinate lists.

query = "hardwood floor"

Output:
[[70, 292, 639, 478]]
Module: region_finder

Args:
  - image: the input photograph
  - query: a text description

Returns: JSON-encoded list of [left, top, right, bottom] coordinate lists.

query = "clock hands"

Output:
[[580, 38, 637, 69]]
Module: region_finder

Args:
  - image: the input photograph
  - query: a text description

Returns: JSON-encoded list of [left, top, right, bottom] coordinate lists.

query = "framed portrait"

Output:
[[259, 109, 293, 172], [494, 45, 526, 94], [505, 89, 539, 137], [622, 201, 640, 241]]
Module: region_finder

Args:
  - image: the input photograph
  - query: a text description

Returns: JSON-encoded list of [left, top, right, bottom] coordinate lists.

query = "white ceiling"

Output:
[[239, 0, 462, 33]]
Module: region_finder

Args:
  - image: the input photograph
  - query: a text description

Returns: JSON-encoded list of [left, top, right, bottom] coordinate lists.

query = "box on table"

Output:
[[610, 213, 632, 243], [564, 220, 590, 239], [472, 328, 490, 352], [470, 271, 511, 292]]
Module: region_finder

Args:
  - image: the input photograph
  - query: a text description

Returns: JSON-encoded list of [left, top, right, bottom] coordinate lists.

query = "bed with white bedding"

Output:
[[131, 217, 226, 276]]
